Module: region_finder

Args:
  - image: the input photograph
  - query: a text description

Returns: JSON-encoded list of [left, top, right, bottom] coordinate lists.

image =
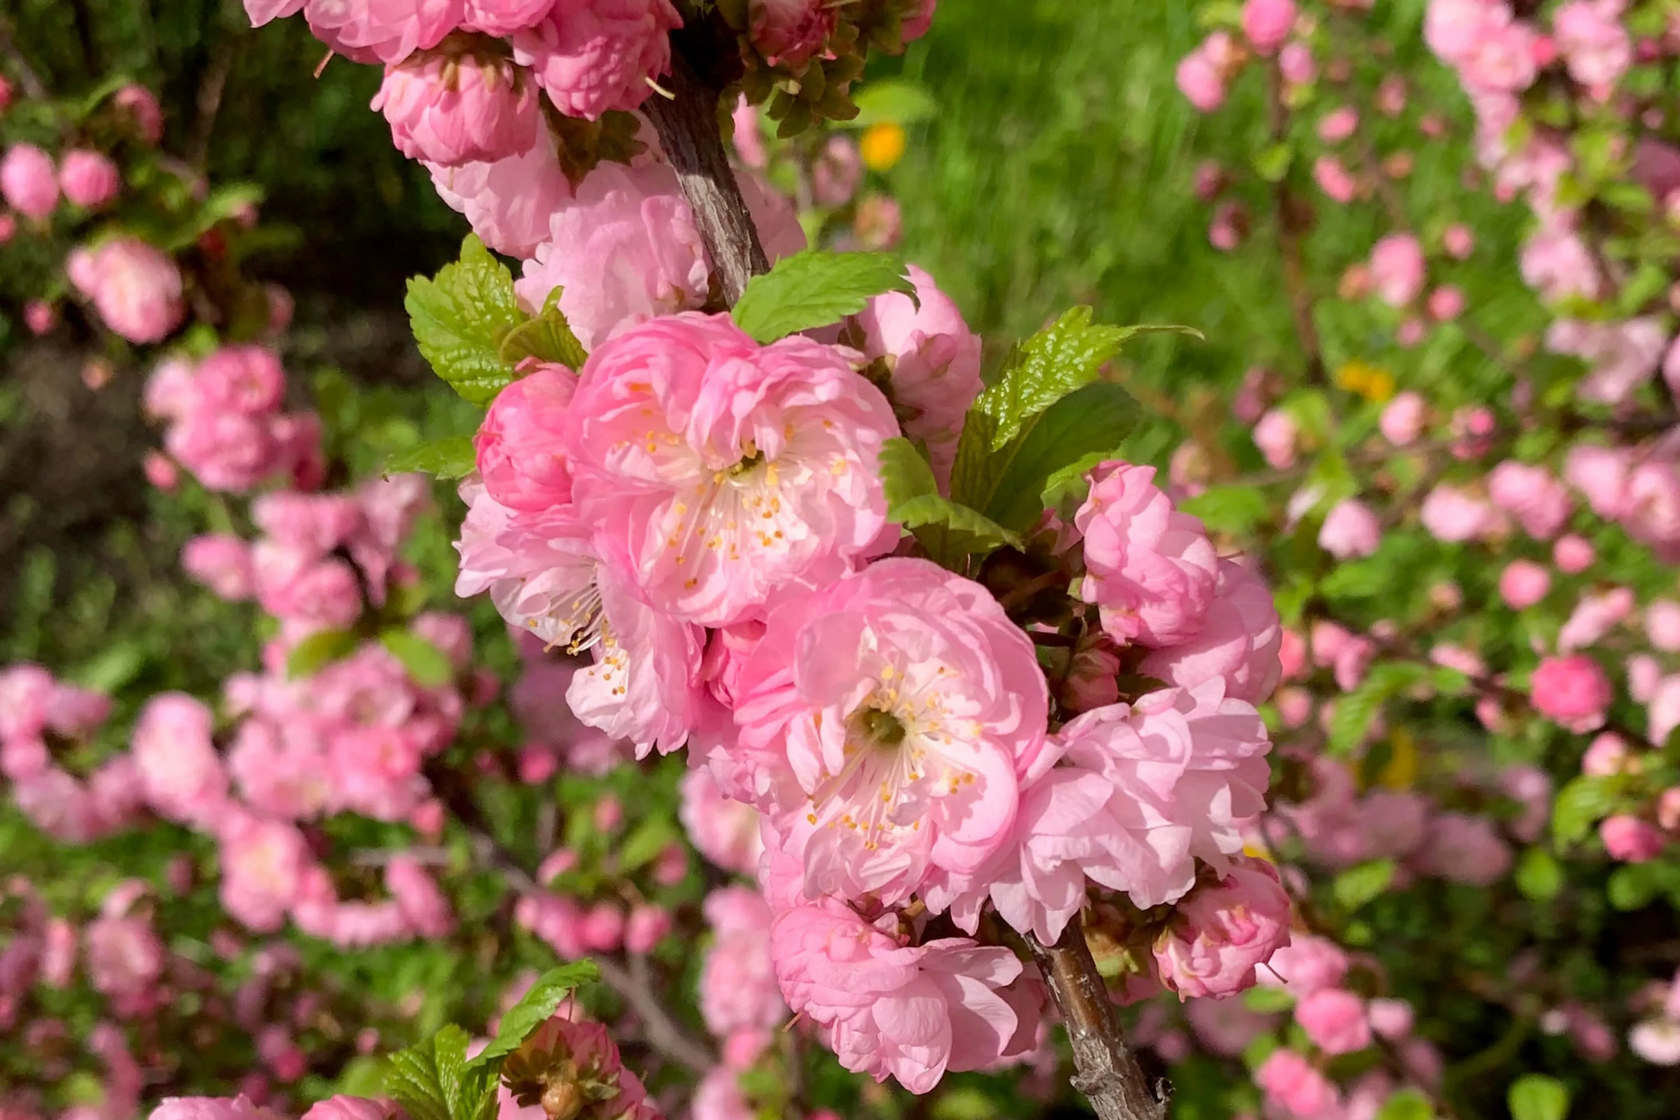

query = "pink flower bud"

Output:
[[1368, 998, 1414, 1040], [624, 904, 671, 953], [1554, 534, 1596, 573], [1313, 155, 1357, 203], [1254, 408, 1299, 469], [114, 86, 164, 143], [1279, 41, 1315, 84], [1379, 391, 1427, 445], [1427, 285, 1465, 320], [473, 363, 576, 510], [58, 150, 121, 209], [1317, 106, 1359, 142], [1530, 654, 1612, 733], [1, 144, 58, 219], [1498, 560, 1551, 609], [1601, 815, 1665, 863], [580, 902, 624, 951], [1443, 223, 1474, 258], [1154, 857, 1292, 1000], [1241, 0, 1296, 54], [1295, 988, 1371, 1056]]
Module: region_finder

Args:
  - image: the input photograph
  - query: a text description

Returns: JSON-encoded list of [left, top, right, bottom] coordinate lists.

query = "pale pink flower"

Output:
[[1630, 1019, 1680, 1065], [1, 143, 57, 219], [692, 1069, 751, 1120], [251, 543, 363, 629], [1138, 558, 1282, 706], [218, 814, 311, 932], [1428, 285, 1465, 320], [1411, 812, 1511, 885], [1257, 933, 1349, 997], [303, 0, 462, 65], [563, 312, 897, 627], [1368, 998, 1415, 1040], [474, 363, 576, 512], [1531, 654, 1612, 732], [854, 265, 983, 491], [132, 693, 228, 827], [1498, 560, 1551, 609], [425, 123, 574, 257], [58, 150, 121, 209], [1369, 234, 1426, 307], [1278, 41, 1314, 84], [1379, 391, 1427, 446], [1176, 34, 1235, 112], [510, 0, 681, 120], [385, 855, 455, 936], [726, 559, 1047, 906], [1318, 498, 1381, 559], [679, 767, 762, 875], [84, 914, 164, 999], [1241, 0, 1296, 53], [699, 887, 786, 1035], [1294, 989, 1370, 1055], [1077, 462, 1219, 647], [461, 0, 558, 36], [197, 345, 286, 415], [1554, 0, 1631, 91], [1418, 484, 1498, 542], [66, 238, 185, 344], [1559, 587, 1634, 652], [1647, 600, 1680, 651], [1443, 223, 1475, 258], [1426, 0, 1503, 64], [149, 1097, 283, 1120], [1317, 106, 1358, 142], [373, 46, 540, 167], [1253, 409, 1298, 469], [1312, 156, 1356, 202], [769, 897, 1037, 1094], [1601, 815, 1665, 862], [1488, 461, 1572, 539], [1256, 1049, 1341, 1120], [1154, 857, 1292, 999], [1458, 17, 1539, 92], [1522, 230, 1602, 303]]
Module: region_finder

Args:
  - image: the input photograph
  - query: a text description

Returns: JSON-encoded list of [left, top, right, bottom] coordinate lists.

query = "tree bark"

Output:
[[1026, 919, 1171, 1120], [641, 50, 769, 307]]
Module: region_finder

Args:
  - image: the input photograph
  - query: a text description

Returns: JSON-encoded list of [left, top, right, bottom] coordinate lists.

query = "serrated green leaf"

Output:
[[386, 1040, 451, 1120], [1508, 1074, 1569, 1120], [406, 235, 527, 406], [969, 308, 1127, 449], [879, 437, 1019, 568], [1551, 775, 1621, 848], [1515, 847, 1563, 901], [384, 436, 477, 481], [287, 628, 360, 681], [981, 381, 1141, 533], [1376, 1089, 1435, 1120], [380, 630, 454, 688], [498, 291, 588, 370], [469, 962, 601, 1070], [1333, 859, 1395, 912], [732, 250, 915, 343]]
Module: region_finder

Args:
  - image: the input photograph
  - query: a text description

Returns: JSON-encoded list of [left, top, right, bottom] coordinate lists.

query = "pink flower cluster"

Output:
[[0, 664, 131, 842]]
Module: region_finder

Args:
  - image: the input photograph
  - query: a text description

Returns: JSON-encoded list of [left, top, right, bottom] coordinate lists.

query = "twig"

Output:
[[189, 37, 240, 171], [1025, 919, 1170, 1120], [0, 15, 49, 100]]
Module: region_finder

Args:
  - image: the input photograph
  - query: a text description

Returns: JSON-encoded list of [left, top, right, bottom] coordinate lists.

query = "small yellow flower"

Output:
[[1334, 359, 1396, 402], [1377, 728, 1418, 789], [860, 123, 907, 172]]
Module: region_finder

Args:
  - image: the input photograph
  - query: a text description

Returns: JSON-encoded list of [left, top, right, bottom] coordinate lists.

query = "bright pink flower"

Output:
[[563, 312, 896, 627], [303, 0, 463, 65], [1488, 461, 1572, 539], [1312, 156, 1356, 202], [1077, 462, 1220, 647], [1256, 1049, 1341, 1120], [58, 150, 120, 209], [1559, 587, 1634, 652], [1554, 0, 1631, 90], [65, 238, 185, 344], [426, 123, 574, 257], [1318, 498, 1381, 560], [1601, 815, 1665, 862], [1139, 558, 1281, 706], [516, 162, 709, 350], [747, 0, 837, 68], [385, 855, 455, 936], [1253, 409, 1298, 469], [679, 767, 762, 874], [511, 0, 682, 119], [84, 914, 164, 999], [727, 558, 1047, 906], [1278, 41, 1314, 84], [1154, 857, 1292, 999], [1176, 35, 1234, 112], [1257, 932, 1348, 997], [1411, 812, 1511, 885], [1379, 391, 1427, 446], [453, 483, 708, 754], [474, 363, 577, 511], [699, 887, 786, 1035], [1295, 989, 1370, 1055], [132, 693, 228, 827], [1317, 106, 1358, 142], [1531, 654, 1612, 732], [218, 814, 311, 932], [1241, 0, 1296, 53], [854, 265, 983, 491], [1, 144, 57, 219], [1498, 560, 1551, 609], [769, 897, 1037, 1094], [1369, 234, 1425, 307], [1419, 484, 1498, 542], [462, 0, 557, 36], [373, 46, 540, 167], [149, 1098, 282, 1120]]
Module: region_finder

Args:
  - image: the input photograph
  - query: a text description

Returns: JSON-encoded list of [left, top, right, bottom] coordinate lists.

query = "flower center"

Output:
[[848, 706, 907, 751]]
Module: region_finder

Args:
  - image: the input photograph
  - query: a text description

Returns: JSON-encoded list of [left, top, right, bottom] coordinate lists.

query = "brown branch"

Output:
[[189, 37, 240, 171], [0, 15, 49, 100], [642, 50, 768, 307], [1026, 919, 1169, 1120]]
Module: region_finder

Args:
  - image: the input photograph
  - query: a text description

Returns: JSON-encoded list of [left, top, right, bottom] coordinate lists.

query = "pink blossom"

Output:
[[1241, 0, 1296, 54], [1, 144, 57, 219], [251, 544, 363, 629], [1601, 815, 1665, 862], [699, 887, 786, 1035], [1369, 234, 1426, 307], [1313, 156, 1356, 202], [1253, 409, 1298, 469], [1138, 558, 1282, 706], [1077, 462, 1220, 647], [1419, 484, 1498, 542], [66, 238, 185, 344], [1154, 857, 1292, 999], [1258, 933, 1349, 997], [1559, 587, 1634, 652], [1625, 462, 1680, 558], [812, 135, 861, 206], [1176, 34, 1235, 112], [1295, 989, 1370, 1055], [461, 0, 557, 36], [1581, 733, 1630, 777], [198, 345, 287, 415], [1426, 0, 1503, 64], [1555, 534, 1596, 574], [854, 265, 983, 491], [747, 0, 837, 68], [426, 123, 574, 257], [132, 693, 228, 827], [1318, 498, 1381, 559], [624, 904, 671, 953], [727, 559, 1047, 906], [1411, 812, 1511, 885], [769, 897, 1037, 1094], [1428, 285, 1466, 320], [1256, 1049, 1342, 1120], [563, 312, 896, 626], [181, 534, 256, 600], [679, 767, 762, 874], [1458, 17, 1539, 92], [1278, 41, 1315, 85], [1488, 461, 1573, 539], [474, 363, 576, 511], [303, 0, 463, 65], [1647, 600, 1680, 651], [149, 1098, 282, 1120], [516, 162, 709, 350], [692, 1069, 751, 1120], [84, 914, 164, 999], [218, 814, 311, 932], [1555, 0, 1631, 91], [1368, 998, 1415, 1040], [1443, 223, 1475, 257], [385, 856, 455, 936], [1498, 560, 1551, 609], [1317, 106, 1359, 143], [115, 85, 165, 144], [244, 0, 306, 27], [1522, 230, 1602, 303], [58, 150, 121, 209], [510, 0, 682, 120], [1379, 391, 1427, 446], [1530, 654, 1612, 732], [373, 46, 540, 167], [1630, 1019, 1680, 1065]]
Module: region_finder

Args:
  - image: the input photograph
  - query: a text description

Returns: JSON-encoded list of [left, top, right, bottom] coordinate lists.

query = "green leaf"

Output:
[[843, 79, 938, 128], [1508, 1074, 1569, 1120], [469, 963, 601, 1070], [1241, 986, 1295, 1013], [1327, 664, 1430, 755], [287, 628, 360, 680], [1179, 485, 1272, 537], [384, 1032, 455, 1120], [1514, 847, 1563, 902], [498, 291, 588, 370], [617, 816, 678, 873], [879, 437, 1019, 568], [384, 436, 477, 481], [379, 630, 454, 688], [1376, 1089, 1435, 1120], [732, 250, 915, 343], [1607, 863, 1659, 911], [406, 234, 527, 406], [1333, 859, 1396, 912], [1253, 142, 1294, 183], [978, 381, 1141, 533], [1551, 775, 1621, 848]]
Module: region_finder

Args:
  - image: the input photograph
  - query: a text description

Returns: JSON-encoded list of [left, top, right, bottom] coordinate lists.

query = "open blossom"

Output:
[[727, 559, 1047, 906], [853, 265, 983, 491], [1257, 1049, 1341, 1120], [1499, 560, 1551, 609], [1530, 654, 1612, 733], [1, 143, 58, 218], [1601, 815, 1665, 863], [1488, 461, 1572, 539], [474, 362, 576, 511], [1318, 498, 1381, 559], [747, 0, 837, 68], [1295, 988, 1371, 1055], [679, 768, 762, 874], [1554, 0, 1630, 91], [1380, 391, 1427, 445], [1139, 558, 1282, 705], [427, 123, 574, 257], [373, 45, 540, 166], [563, 312, 897, 626], [1241, 0, 1296, 54], [1369, 233, 1425, 306], [303, 0, 462, 65], [58, 149, 121, 209], [511, 0, 681, 119], [1077, 462, 1219, 647], [1154, 857, 1291, 999], [66, 237, 186, 344], [1419, 484, 1499, 542], [1176, 32, 1238, 112], [218, 813, 311, 932], [132, 694, 228, 827], [769, 897, 1037, 1094], [699, 888, 786, 1036]]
